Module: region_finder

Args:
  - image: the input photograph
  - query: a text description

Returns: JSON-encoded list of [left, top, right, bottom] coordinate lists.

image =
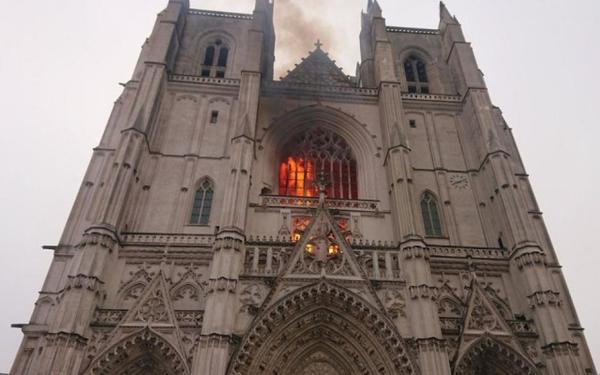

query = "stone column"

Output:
[[369, 6, 452, 371]]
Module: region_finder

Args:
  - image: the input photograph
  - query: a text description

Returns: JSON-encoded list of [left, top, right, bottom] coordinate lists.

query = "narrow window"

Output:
[[404, 56, 429, 94], [210, 111, 219, 124], [201, 39, 229, 78], [190, 180, 214, 225], [203, 46, 216, 66], [421, 192, 442, 237], [409, 120, 417, 128], [498, 235, 506, 249], [217, 48, 229, 67]]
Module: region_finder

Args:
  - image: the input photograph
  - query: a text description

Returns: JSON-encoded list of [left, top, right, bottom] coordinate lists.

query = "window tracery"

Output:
[[279, 128, 358, 200], [201, 39, 229, 78], [404, 55, 429, 94], [421, 192, 442, 237], [190, 179, 214, 225]]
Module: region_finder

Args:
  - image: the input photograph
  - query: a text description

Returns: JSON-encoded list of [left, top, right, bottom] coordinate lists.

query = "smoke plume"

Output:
[[273, 0, 362, 79]]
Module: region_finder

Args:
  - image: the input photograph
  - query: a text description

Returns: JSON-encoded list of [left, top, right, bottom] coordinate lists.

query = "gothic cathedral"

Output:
[[10, 1, 597, 374]]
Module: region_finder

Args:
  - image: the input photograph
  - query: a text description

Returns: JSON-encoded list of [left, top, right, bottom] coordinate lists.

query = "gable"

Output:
[[282, 43, 353, 87]]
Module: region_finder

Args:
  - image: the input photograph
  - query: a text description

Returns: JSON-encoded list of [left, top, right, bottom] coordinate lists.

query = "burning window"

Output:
[[279, 128, 358, 199]]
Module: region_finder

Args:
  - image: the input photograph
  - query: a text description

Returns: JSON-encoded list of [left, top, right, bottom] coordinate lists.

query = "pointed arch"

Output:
[[454, 335, 538, 375], [83, 328, 189, 375], [193, 30, 237, 78], [259, 105, 381, 200], [420, 190, 443, 237], [397, 47, 438, 94], [228, 281, 418, 375], [190, 177, 215, 225]]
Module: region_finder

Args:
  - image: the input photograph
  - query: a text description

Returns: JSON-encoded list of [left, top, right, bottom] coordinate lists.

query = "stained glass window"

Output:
[[404, 56, 429, 94], [421, 192, 442, 237], [279, 128, 358, 200], [190, 180, 214, 225]]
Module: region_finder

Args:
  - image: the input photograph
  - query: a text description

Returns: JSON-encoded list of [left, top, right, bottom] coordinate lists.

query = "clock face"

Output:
[[449, 174, 469, 189]]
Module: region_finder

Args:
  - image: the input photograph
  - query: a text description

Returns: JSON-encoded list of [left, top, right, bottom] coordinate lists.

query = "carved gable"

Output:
[[454, 278, 535, 373], [462, 279, 512, 336], [282, 207, 365, 280]]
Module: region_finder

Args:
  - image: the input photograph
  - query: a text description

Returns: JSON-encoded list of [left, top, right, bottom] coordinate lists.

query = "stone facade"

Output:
[[9, 1, 597, 374]]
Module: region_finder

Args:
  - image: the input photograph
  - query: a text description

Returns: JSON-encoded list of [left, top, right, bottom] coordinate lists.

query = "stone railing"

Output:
[[509, 319, 538, 337], [354, 249, 403, 280], [242, 241, 507, 278], [168, 74, 241, 87], [264, 81, 379, 97], [242, 244, 402, 280], [440, 317, 537, 337], [243, 245, 294, 276], [260, 195, 380, 212], [429, 246, 508, 260], [92, 309, 204, 328], [401, 93, 462, 102], [121, 233, 215, 247], [188, 9, 253, 20], [386, 26, 439, 35]]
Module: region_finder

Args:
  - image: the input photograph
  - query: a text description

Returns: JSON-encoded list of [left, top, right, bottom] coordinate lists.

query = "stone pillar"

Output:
[[193, 61, 261, 375], [10, 2, 188, 373], [401, 241, 452, 375], [366, 2, 452, 372]]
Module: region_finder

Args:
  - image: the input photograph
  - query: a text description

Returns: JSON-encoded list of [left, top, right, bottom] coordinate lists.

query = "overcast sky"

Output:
[[0, 0, 598, 371]]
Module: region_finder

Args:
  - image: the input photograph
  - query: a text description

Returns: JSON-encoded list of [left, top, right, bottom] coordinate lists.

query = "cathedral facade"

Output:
[[10, 1, 597, 374]]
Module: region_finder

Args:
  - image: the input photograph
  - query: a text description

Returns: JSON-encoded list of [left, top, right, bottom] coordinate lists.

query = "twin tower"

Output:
[[10, 1, 597, 374]]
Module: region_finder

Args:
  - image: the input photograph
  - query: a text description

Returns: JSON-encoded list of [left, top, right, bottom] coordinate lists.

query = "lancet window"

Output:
[[421, 192, 442, 236], [404, 56, 429, 94], [190, 179, 214, 225], [201, 39, 229, 78], [279, 128, 358, 200]]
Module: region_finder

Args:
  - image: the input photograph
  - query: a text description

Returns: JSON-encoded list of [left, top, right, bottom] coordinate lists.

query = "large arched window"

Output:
[[190, 179, 214, 225], [201, 39, 229, 78], [404, 56, 429, 94], [421, 192, 442, 237], [279, 128, 358, 200]]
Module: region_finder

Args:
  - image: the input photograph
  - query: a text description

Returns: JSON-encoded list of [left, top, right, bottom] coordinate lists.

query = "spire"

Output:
[[439, 1, 459, 25], [440, 2, 452, 20], [367, 0, 382, 17]]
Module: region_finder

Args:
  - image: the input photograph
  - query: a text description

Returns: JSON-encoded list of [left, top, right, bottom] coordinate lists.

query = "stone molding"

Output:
[[229, 281, 418, 375], [454, 335, 538, 375]]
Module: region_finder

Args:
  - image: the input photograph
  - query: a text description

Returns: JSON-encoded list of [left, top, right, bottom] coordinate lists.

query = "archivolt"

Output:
[[454, 335, 538, 375], [258, 105, 381, 199], [82, 328, 189, 375], [228, 281, 418, 375]]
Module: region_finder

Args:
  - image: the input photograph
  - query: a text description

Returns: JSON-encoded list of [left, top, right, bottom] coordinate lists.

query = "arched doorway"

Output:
[[83, 329, 189, 375], [454, 336, 538, 375], [228, 281, 417, 375]]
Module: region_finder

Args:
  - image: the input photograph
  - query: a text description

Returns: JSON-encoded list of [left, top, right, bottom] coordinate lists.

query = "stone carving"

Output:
[[229, 281, 417, 375], [119, 263, 156, 302], [381, 289, 406, 318], [85, 330, 110, 360], [135, 288, 169, 323], [467, 293, 499, 331], [84, 329, 189, 375], [239, 283, 266, 315], [170, 264, 205, 303], [288, 211, 357, 277], [454, 336, 537, 375]]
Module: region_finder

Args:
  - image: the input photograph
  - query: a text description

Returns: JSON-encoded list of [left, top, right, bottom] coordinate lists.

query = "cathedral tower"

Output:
[[10, 1, 596, 374]]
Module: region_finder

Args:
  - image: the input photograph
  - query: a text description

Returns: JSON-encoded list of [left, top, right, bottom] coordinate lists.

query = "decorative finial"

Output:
[[314, 39, 323, 50]]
